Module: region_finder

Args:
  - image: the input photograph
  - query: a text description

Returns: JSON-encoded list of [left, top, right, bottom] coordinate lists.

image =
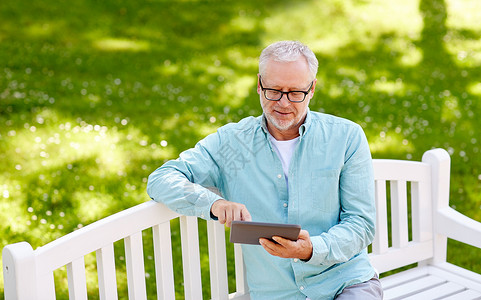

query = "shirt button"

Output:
[[283, 203, 288, 208], [300, 286, 304, 291], [293, 258, 299, 262], [277, 174, 282, 179]]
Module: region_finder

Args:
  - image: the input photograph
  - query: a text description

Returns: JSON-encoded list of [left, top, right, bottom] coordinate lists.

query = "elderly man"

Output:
[[147, 41, 382, 299]]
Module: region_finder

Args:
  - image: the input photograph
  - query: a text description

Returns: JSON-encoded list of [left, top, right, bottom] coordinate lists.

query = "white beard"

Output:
[[261, 100, 309, 133], [265, 112, 296, 131]]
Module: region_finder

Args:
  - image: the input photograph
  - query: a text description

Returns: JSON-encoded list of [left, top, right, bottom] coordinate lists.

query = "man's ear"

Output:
[[257, 74, 261, 94], [310, 79, 317, 96]]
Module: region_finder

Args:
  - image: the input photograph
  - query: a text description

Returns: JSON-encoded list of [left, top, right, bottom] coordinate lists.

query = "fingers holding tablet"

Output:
[[260, 229, 313, 261]]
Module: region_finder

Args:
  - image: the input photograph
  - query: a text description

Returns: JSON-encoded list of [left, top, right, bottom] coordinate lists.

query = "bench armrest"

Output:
[[3, 242, 38, 300], [435, 207, 481, 249]]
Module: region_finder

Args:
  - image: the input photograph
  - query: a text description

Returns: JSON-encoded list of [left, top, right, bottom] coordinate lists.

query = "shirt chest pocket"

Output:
[[310, 169, 341, 212]]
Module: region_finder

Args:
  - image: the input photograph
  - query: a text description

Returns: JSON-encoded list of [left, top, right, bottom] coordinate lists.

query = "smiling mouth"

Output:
[[275, 110, 292, 116]]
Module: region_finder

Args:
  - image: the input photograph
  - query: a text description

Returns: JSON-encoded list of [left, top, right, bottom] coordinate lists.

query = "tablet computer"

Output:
[[229, 221, 301, 245]]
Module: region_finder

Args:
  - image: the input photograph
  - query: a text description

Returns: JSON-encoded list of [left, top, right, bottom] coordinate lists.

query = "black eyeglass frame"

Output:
[[259, 76, 314, 103]]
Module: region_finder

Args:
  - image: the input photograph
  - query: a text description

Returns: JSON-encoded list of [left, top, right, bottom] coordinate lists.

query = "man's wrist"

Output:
[[300, 244, 313, 262], [300, 252, 312, 262], [210, 198, 224, 220]]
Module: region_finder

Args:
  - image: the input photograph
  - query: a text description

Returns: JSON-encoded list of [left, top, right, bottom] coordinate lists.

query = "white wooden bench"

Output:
[[3, 148, 481, 299]]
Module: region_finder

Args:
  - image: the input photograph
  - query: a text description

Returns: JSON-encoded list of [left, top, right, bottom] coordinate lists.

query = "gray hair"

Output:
[[259, 41, 318, 81]]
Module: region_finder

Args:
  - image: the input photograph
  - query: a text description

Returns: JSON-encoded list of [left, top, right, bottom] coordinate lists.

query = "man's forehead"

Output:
[[262, 79, 310, 90], [261, 71, 311, 88]]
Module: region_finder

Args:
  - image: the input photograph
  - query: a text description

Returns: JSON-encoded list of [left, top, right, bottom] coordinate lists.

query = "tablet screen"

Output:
[[229, 221, 301, 245]]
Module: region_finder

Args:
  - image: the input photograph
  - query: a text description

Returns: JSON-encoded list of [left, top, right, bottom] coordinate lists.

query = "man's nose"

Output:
[[278, 93, 291, 107]]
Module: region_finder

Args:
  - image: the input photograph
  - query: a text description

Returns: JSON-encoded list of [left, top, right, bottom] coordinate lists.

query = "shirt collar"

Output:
[[299, 108, 311, 137]]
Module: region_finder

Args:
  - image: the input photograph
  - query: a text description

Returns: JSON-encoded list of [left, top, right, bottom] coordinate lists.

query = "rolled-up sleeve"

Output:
[[147, 131, 223, 220]]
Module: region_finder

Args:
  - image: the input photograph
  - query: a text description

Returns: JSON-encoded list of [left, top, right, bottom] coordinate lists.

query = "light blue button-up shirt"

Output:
[[147, 110, 376, 299]]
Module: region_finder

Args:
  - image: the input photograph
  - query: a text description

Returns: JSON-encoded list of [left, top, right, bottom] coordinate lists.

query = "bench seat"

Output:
[[382, 263, 481, 299]]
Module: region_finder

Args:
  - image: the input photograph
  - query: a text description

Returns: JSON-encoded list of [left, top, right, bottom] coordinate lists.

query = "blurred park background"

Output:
[[1, 0, 480, 298]]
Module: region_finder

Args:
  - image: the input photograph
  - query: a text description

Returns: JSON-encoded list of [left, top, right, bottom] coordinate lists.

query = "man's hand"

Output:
[[259, 229, 313, 261], [210, 199, 252, 227]]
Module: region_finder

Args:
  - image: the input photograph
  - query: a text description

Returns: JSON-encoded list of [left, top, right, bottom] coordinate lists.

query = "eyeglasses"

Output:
[[259, 76, 313, 103]]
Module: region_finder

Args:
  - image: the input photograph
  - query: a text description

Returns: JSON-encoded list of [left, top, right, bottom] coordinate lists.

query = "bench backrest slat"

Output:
[[180, 216, 203, 300], [207, 221, 229, 299], [390, 180, 409, 248], [234, 244, 248, 296], [152, 222, 176, 299], [373, 179, 388, 254], [37, 272, 56, 300], [411, 180, 433, 243], [66, 257, 87, 300], [96, 244, 119, 300], [125, 231, 147, 300]]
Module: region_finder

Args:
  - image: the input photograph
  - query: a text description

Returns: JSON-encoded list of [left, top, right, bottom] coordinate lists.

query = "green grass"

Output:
[[1, 0, 480, 298]]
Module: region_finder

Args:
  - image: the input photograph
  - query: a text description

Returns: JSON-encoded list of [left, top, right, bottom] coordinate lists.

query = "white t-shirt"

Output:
[[269, 135, 300, 184]]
